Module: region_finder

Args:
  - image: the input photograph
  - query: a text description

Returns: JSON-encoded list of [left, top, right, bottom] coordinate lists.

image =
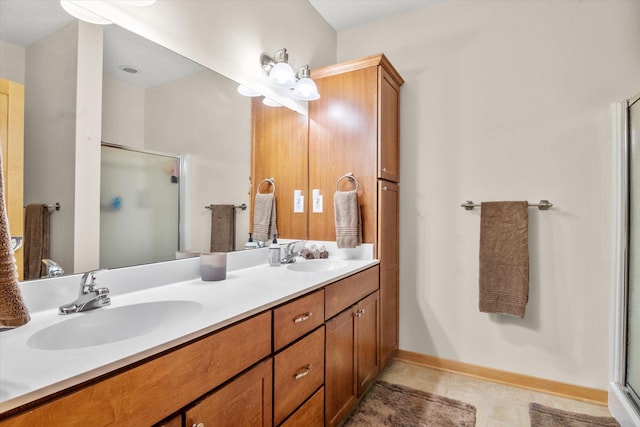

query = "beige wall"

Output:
[[337, 0, 640, 389], [102, 76, 145, 149], [0, 40, 25, 84]]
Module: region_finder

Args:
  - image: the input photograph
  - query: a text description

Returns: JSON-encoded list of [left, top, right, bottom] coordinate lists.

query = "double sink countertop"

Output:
[[0, 243, 377, 415]]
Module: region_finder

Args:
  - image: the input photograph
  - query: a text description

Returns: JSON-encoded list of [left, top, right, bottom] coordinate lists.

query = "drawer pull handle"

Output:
[[293, 312, 312, 323], [354, 309, 366, 318], [192, 423, 205, 427], [383, 167, 387, 172], [294, 364, 312, 380]]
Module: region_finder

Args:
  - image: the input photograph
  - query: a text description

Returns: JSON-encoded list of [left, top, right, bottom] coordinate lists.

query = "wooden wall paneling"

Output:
[[308, 67, 377, 243], [250, 97, 308, 241]]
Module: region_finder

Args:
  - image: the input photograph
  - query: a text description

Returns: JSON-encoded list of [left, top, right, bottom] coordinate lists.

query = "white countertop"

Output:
[[0, 244, 377, 414]]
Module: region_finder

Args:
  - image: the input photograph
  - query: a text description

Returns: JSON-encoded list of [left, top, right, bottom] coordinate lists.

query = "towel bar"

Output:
[[46, 202, 61, 212], [257, 178, 276, 194], [336, 173, 359, 191], [205, 204, 247, 211], [461, 200, 553, 211]]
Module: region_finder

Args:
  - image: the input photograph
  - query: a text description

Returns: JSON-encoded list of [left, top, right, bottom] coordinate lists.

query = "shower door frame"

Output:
[[610, 95, 640, 426]]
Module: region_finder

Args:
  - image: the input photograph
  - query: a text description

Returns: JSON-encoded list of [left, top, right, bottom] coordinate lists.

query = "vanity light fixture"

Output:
[[291, 65, 320, 101], [60, 0, 112, 25], [262, 98, 282, 107], [237, 85, 261, 97], [253, 48, 320, 105], [261, 48, 296, 88]]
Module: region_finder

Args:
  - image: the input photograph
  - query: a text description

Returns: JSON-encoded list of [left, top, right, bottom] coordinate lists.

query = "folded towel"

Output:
[[479, 201, 529, 318], [24, 204, 49, 280], [0, 155, 30, 327], [253, 193, 277, 244], [334, 190, 362, 248], [210, 204, 235, 252]]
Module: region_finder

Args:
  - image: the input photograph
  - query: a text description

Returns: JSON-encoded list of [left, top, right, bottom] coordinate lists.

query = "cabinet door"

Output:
[[378, 68, 400, 183], [325, 307, 357, 427], [0, 78, 24, 280], [378, 181, 399, 368], [251, 97, 308, 240], [308, 66, 378, 243], [356, 290, 380, 395], [185, 359, 273, 427]]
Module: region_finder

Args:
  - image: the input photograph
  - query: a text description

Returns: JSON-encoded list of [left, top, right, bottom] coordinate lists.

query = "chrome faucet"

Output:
[[42, 259, 64, 278], [59, 270, 111, 315], [282, 241, 305, 264]]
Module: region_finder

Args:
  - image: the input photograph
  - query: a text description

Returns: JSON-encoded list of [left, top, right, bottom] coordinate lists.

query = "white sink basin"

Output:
[[286, 259, 349, 273], [27, 300, 203, 350]]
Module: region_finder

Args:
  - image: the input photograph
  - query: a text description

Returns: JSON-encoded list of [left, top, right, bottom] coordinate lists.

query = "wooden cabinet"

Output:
[[185, 359, 273, 427], [0, 312, 272, 427], [280, 387, 324, 427], [378, 181, 400, 368], [274, 326, 325, 425], [326, 291, 380, 427], [273, 289, 324, 351], [250, 97, 309, 240], [324, 266, 380, 427], [308, 54, 403, 243]]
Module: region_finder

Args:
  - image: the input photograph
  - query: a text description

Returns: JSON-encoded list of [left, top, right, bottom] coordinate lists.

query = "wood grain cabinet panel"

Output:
[[325, 265, 379, 320], [274, 326, 325, 425], [0, 312, 272, 427], [280, 386, 324, 427], [273, 289, 324, 351], [250, 97, 309, 240], [378, 181, 399, 369], [185, 359, 273, 427]]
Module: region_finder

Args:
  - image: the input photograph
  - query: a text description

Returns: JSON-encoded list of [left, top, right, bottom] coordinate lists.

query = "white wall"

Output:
[[0, 40, 25, 84], [144, 71, 251, 252], [337, 0, 640, 389], [24, 22, 80, 275], [102, 76, 145, 148]]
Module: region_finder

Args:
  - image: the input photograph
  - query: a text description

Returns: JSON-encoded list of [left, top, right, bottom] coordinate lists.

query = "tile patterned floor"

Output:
[[378, 359, 614, 427]]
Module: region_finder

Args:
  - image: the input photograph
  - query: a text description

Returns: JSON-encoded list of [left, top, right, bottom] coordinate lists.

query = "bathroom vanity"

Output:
[[0, 249, 379, 426]]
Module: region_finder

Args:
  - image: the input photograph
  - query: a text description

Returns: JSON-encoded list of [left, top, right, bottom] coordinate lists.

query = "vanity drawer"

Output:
[[280, 386, 324, 427], [273, 289, 324, 351], [274, 326, 325, 425], [325, 265, 379, 320]]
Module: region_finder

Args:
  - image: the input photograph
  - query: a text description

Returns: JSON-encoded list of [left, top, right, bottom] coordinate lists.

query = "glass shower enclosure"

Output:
[[100, 143, 181, 269]]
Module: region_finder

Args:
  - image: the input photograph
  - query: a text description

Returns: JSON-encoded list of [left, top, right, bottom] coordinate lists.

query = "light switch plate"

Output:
[[294, 191, 304, 213], [313, 194, 323, 213]]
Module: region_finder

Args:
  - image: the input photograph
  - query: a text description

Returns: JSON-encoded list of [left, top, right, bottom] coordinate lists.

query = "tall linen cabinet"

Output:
[[309, 54, 403, 372]]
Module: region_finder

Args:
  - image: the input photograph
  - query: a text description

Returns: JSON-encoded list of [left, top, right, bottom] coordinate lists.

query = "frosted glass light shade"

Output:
[[292, 78, 320, 100], [60, 1, 112, 25], [237, 85, 261, 97], [269, 62, 296, 88], [263, 98, 282, 107]]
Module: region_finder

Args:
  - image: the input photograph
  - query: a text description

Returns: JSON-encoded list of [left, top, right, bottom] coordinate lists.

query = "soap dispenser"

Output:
[[244, 233, 259, 250], [269, 234, 281, 266]]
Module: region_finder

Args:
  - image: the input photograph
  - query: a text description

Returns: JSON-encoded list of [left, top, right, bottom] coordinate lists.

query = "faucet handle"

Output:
[[80, 269, 107, 287]]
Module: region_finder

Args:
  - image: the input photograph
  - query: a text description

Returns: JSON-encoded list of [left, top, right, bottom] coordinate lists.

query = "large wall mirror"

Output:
[[0, 1, 261, 280]]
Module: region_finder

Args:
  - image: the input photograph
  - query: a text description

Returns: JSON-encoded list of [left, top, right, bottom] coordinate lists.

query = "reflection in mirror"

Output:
[[100, 144, 181, 269], [0, 1, 252, 280]]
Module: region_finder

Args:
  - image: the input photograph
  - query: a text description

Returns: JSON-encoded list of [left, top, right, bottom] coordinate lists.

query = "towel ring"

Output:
[[257, 178, 276, 194], [336, 173, 359, 192]]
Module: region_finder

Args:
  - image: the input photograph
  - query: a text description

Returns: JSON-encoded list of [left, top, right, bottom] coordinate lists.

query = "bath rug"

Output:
[[344, 380, 476, 426], [529, 402, 620, 426]]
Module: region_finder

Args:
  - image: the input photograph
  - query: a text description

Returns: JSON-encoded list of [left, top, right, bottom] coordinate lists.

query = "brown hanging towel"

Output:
[[479, 201, 529, 318], [24, 204, 50, 280], [210, 204, 236, 252]]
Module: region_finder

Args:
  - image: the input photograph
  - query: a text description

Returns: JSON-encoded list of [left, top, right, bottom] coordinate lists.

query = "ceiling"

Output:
[[308, 0, 439, 32], [0, 0, 438, 87]]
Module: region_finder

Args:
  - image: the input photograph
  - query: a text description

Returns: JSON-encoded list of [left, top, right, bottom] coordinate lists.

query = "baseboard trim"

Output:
[[393, 349, 608, 405]]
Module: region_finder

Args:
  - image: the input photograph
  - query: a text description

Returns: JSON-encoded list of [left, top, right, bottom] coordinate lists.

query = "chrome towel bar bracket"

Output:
[[205, 203, 247, 211], [461, 200, 553, 211]]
